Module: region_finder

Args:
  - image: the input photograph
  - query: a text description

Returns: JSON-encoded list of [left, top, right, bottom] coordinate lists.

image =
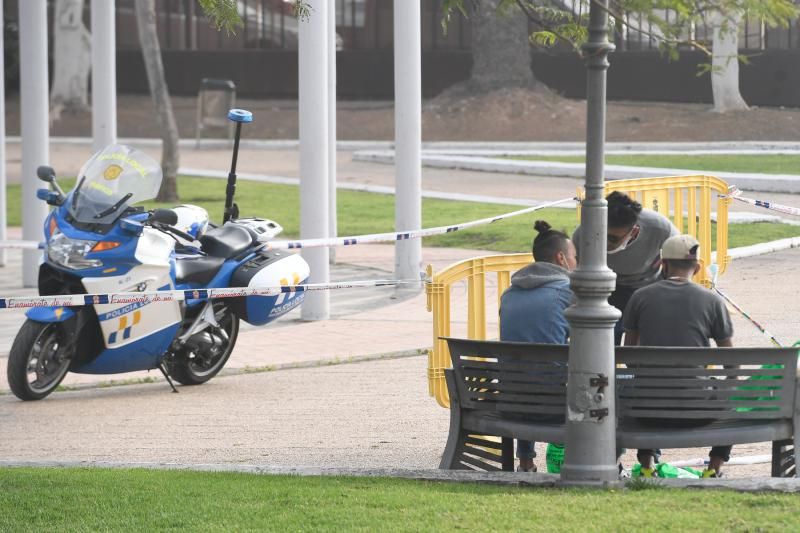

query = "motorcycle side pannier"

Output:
[[228, 250, 310, 325]]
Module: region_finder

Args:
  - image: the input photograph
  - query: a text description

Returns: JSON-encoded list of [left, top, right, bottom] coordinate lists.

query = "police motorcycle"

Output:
[[7, 110, 309, 401]]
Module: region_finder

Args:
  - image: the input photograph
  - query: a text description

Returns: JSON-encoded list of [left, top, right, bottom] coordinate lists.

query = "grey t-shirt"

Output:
[[573, 209, 678, 289], [622, 280, 734, 347]]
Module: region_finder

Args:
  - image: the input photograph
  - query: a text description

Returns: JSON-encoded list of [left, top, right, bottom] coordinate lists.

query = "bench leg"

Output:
[[501, 437, 515, 472], [438, 408, 509, 471], [771, 439, 795, 478], [439, 404, 468, 470]]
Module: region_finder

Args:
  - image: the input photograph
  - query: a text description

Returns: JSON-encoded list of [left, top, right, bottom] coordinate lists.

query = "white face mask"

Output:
[[607, 227, 638, 255], [607, 236, 632, 255]]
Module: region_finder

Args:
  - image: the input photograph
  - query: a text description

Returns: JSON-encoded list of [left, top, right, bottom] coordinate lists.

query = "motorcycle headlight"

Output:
[[47, 231, 102, 269]]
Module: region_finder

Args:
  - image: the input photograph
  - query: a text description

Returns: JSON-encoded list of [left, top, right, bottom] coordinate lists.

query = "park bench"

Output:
[[440, 338, 799, 477]]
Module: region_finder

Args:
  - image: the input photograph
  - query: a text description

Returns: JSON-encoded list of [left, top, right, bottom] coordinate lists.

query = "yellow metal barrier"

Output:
[[425, 254, 532, 407], [578, 175, 732, 286], [426, 175, 731, 408]]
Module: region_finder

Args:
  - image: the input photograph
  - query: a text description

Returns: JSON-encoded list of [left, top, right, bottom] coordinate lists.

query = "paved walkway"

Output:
[[2, 140, 800, 477]]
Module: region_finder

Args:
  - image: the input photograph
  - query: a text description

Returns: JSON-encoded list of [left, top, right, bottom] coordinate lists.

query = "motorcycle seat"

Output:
[[175, 255, 226, 285], [200, 224, 253, 258]]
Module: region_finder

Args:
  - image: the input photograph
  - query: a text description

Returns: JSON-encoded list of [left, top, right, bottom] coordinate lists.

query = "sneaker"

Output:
[[639, 467, 657, 478], [516, 464, 537, 473], [701, 468, 722, 478]]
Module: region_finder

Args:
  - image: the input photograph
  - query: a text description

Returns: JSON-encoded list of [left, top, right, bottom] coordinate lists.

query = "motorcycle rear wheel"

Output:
[[7, 320, 71, 401], [168, 303, 239, 386]]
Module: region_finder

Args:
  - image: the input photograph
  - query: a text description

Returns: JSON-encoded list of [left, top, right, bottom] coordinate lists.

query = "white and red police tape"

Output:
[[726, 186, 800, 217], [0, 240, 42, 250], [0, 197, 576, 252], [0, 279, 422, 310]]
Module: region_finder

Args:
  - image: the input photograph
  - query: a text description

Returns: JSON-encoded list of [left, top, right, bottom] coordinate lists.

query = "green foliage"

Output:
[[440, 0, 799, 60], [197, 0, 242, 34], [2, 468, 800, 531], [198, 0, 311, 32], [292, 0, 312, 21]]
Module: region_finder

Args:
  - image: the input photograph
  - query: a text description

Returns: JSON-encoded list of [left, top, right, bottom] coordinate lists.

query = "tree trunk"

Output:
[[50, 0, 91, 119], [710, 11, 748, 113], [469, 1, 536, 91], [134, 0, 180, 202]]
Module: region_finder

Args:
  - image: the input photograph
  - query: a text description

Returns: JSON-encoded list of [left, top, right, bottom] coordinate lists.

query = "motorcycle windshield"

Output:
[[67, 145, 163, 225]]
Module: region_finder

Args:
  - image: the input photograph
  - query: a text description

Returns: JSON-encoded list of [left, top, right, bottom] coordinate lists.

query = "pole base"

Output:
[[559, 463, 620, 487]]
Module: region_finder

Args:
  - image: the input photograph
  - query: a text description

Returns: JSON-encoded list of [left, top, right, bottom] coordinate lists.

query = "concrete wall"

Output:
[[113, 48, 800, 107]]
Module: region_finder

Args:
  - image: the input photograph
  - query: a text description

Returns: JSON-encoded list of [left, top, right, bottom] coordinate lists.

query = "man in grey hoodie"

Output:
[[500, 220, 577, 472]]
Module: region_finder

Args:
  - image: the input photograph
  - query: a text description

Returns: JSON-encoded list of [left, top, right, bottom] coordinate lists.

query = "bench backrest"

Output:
[[447, 339, 799, 421], [616, 346, 799, 420], [446, 338, 569, 417]]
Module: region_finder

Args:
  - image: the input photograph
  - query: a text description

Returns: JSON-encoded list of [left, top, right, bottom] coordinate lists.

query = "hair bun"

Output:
[[534, 220, 552, 234]]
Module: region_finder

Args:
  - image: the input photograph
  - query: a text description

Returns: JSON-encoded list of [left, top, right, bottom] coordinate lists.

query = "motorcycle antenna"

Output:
[[223, 108, 253, 224]]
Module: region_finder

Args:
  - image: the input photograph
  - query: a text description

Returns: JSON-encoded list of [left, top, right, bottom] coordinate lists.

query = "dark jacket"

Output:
[[499, 262, 572, 344]]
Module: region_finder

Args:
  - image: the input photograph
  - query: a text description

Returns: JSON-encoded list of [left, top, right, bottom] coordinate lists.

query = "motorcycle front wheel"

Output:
[[7, 320, 72, 401], [167, 302, 239, 386]]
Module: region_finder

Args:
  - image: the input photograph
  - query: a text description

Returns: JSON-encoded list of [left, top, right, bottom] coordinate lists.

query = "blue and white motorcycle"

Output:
[[7, 110, 309, 400]]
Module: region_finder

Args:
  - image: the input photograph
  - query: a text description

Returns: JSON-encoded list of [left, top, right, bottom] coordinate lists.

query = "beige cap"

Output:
[[661, 234, 700, 260]]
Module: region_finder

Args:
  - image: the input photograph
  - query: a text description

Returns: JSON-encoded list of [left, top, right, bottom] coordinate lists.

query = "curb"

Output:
[[0, 348, 427, 396], [14, 137, 800, 153], [353, 151, 800, 194], [180, 167, 573, 208], [725, 236, 800, 260], [1, 460, 798, 493]]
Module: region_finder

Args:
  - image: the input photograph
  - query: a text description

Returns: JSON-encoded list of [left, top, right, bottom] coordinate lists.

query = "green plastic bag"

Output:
[[631, 463, 702, 479], [545, 443, 565, 473], [734, 343, 799, 412]]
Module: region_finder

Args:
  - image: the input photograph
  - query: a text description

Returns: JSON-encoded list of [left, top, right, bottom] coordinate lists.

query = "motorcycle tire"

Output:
[[7, 320, 71, 401], [168, 303, 239, 386]]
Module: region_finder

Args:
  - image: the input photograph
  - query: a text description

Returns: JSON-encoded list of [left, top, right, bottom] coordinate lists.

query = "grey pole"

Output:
[[91, 0, 118, 152], [19, 0, 50, 288], [328, 1, 337, 264], [0, 0, 6, 267], [393, 0, 422, 287], [298, 0, 330, 320], [560, 0, 619, 486]]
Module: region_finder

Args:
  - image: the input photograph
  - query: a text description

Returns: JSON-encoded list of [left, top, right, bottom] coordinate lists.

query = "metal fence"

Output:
[[114, 0, 470, 51]]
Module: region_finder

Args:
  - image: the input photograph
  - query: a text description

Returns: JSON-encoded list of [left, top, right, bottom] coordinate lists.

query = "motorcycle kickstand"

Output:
[[158, 364, 179, 394]]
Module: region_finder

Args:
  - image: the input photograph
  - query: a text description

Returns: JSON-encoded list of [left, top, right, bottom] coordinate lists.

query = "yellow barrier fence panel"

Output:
[[425, 253, 532, 408]]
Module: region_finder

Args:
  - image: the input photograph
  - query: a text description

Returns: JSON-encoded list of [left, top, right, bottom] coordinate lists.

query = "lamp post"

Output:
[[19, 0, 50, 288], [393, 0, 422, 287], [561, 0, 619, 485], [298, 0, 330, 320], [91, 0, 118, 152]]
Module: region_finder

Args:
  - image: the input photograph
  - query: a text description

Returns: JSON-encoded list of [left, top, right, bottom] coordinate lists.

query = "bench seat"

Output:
[[440, 338, 799, 477]]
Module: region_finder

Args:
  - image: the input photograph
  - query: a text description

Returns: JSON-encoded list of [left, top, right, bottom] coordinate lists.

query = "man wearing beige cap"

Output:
[[623, 234, 734, 477]]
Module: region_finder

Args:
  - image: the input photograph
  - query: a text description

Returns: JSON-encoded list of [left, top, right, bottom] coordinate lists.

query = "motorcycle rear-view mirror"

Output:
[[149, 208, 179, 226], [36, 165, 56, 183]]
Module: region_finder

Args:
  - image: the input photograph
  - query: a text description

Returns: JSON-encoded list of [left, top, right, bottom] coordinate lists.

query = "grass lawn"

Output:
[[512, 154, 800, 175], [8, 176, 800, 253], [1, 467, 798, 531]]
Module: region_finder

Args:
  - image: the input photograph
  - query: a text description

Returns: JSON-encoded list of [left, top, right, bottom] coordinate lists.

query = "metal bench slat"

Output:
[[619, 367, 792, 378], [618, 408, 791, 419], [467, 392, 567, 406], [618, 387, 786, 399], [616, 377, 787, 389]]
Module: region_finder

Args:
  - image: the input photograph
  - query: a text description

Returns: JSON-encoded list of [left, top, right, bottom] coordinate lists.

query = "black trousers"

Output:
[[608, 285, 638, 345]]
